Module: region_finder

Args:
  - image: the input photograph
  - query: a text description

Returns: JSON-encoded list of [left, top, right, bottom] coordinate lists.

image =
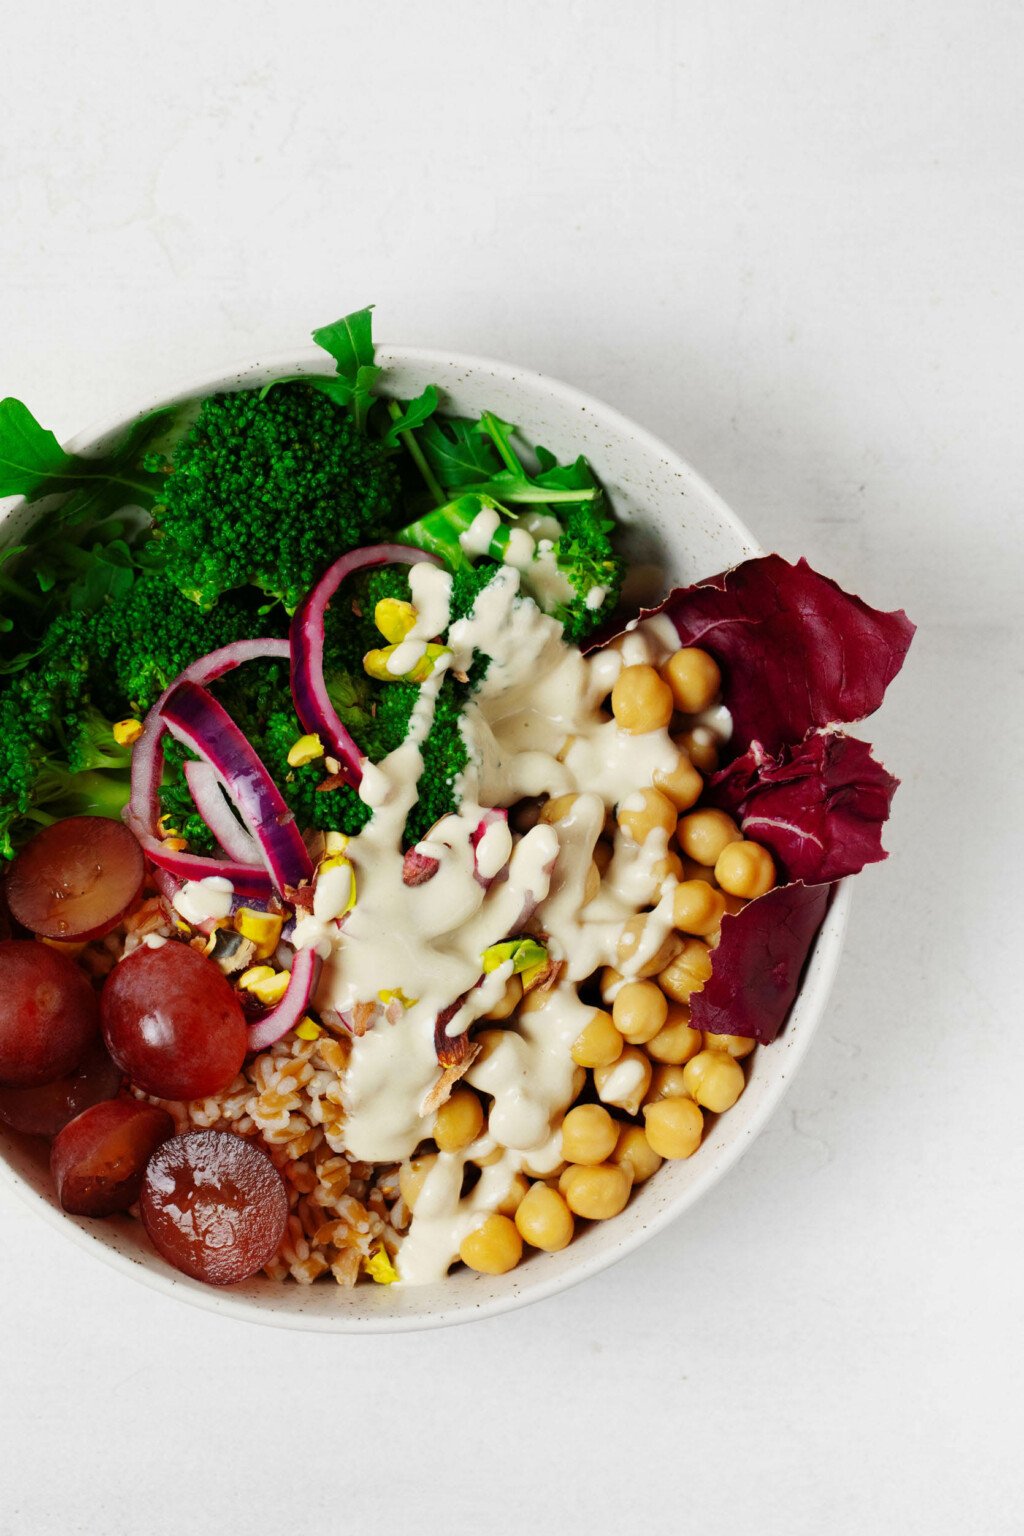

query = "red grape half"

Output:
[[0, 940, 100, 1088], [51, 1099, 175, 1216], [6, 816, 145, 941], [141, 1129, 289, 1285], [0, 1038, 123, 1137], [101, 941, 247, 1101]]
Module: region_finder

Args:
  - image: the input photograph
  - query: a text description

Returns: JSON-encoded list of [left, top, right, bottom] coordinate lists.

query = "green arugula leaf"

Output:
[[418, 417, 505, 488], [383, 385, 439, 448], [312, 306, 376, 381], [0, 398, 75, 498]]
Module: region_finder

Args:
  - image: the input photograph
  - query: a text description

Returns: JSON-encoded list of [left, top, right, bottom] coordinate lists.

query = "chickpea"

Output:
[[593, 1046, 652, 1115], [672, 880, 727, 936], [433, 1089, 485, 1151], [486, 973, 523, 1021], [523, 1154, 567, 1180], [643, 1096, 704, 1159], [600, 966, 625, 1003], [496, 1171, 530, 1217], [515, 1183, 575, 1251], [653, 750, 703, 811], [612, 980, 668, 1043], [473, 1028, 511, 1065], [677, 809, 742, 866], [611, 1124, 663, 1184], [683, 1050, 746, 1112], [703, 1031, 757, 1060], [610, 665, 674, 734], [571, 1065, 587, 1099], [560, 1104, 619, 1165], [562, 1162, 632, 1220], [539, 793, 579, 825], [593, 839, 613, 875], [617, 788, 677, 845], [584, 860, 602, 904], [459, 1213, 523, 1274], [660, 647, 722, 714], [644, 1064, 691, 1103], [571, 1008, 623, 1068], [658, 938, 714, 1003], [678, 726, 719, 775], [616, 915, 682, 979], [398, 1153, 437, 1212], [474, 1144, 505, 1167], [647, 1004, 703, 1064], [715, 840, 776, 899], [681, 857, 718, 885]]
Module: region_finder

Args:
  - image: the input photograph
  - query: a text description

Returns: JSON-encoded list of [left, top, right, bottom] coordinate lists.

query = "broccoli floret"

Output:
[[90, 571, 277, 715], [545, 497, 624, 645], [154, 383, 403, 611], [0, 617, 133, 857]]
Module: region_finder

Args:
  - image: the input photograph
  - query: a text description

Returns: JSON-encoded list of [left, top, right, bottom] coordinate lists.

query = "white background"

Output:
[[2, 3, 1022, 1533]]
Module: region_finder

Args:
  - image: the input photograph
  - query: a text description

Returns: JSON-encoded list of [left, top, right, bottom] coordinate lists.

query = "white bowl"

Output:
[[0, 345, 851, 1332]]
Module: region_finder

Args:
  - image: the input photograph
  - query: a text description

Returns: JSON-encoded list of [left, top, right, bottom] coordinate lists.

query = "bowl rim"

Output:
[[0, 342, 850, 1332]]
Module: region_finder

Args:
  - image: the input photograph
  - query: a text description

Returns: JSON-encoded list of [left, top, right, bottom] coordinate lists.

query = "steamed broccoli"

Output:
[[153, 383, 403, 611]]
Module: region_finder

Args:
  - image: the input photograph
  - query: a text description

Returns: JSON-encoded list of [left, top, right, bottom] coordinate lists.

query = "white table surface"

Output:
[[2, 3, 1022, 1533]]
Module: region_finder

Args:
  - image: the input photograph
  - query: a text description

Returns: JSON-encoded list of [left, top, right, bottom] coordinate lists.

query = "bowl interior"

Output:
[[0, 346, 848, 1331]]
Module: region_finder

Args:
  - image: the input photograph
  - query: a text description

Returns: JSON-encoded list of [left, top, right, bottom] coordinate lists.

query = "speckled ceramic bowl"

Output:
[[0, 346, 851, 1331]]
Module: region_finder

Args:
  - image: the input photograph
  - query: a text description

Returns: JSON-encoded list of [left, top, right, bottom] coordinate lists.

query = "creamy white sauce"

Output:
[[290, 567, 687, 1283], [460, 507, 502, 557], [172, 875, 234, 925]]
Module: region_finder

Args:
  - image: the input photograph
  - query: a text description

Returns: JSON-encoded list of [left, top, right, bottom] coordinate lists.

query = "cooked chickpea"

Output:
[[658, 938, 714, 1003], [496, 1171, 530, 1216], [593, 1046, 652, 1115], [473, 1028, 511, 1064], [474, 1144, 505, 1167], [714, 839, 776, 899], [523, 1153, 567, 1180], [571, 1065, 587, 1099], [643, 1096, 704, 1159], [562, 1162, 632, 1220], [644, 1063, 691, 1103], [459, 1213, 523, 1274], [616, 915, 682, 979], [571, 1008, 623, 1068], [593, 839, 613, 875], [560, 1103, 619, 1165], [678, 725, 719, 774], [681, 857, 718, 885], [703, 1031, 756, 1059], [617, 787, 677, 845], [661, 647, 721, 714], [398, 1153, 437, 1212], [653, 750, 704, 811], [647, 1004, 703, 1064], [515, 1183, 575, 1251], [583, 860, 602, 904], [610, 665, 674, 733], [611, 1124, 663, 1184], [673, 879, 727, 936], [600, 966, 625, 1003], [433, 1089, 485, 1151], [677, 809, 742, 865], [539, 793, 579, 825], [612, 980, 668, 1043], [486, 973, 523, 1021], [682, 1050, 746, 1112]]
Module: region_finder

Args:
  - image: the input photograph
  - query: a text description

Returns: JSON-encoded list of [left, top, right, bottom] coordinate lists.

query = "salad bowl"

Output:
[[0, 344, 852, 1331]]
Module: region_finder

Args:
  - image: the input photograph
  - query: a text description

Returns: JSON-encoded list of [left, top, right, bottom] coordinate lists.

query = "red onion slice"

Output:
[[246, 946, 321, 1052], [290, 543, 443, 786], [160, 682, 313, 895], [183, 761, 263, 867], [125, 639, 292, 897]]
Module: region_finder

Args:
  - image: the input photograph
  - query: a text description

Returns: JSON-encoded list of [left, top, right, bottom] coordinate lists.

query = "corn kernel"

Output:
[[287, 733, 324, 768], [238, 965, 291, 1005], [113, 718, 143, 746], [295, 1017, 323, 1041], [375, 597, 418, 643], [234, 907, 284, 959]]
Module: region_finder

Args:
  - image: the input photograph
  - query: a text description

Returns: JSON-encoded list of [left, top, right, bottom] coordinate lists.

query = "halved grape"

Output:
[[51, 1099, 175, 1216], [6, 816, 145, 941], [141, 1129, 289, 1285], [101, 941, 247, 1101], [0, 940, 100, 1088], [0, 1038, 123, 1137]]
